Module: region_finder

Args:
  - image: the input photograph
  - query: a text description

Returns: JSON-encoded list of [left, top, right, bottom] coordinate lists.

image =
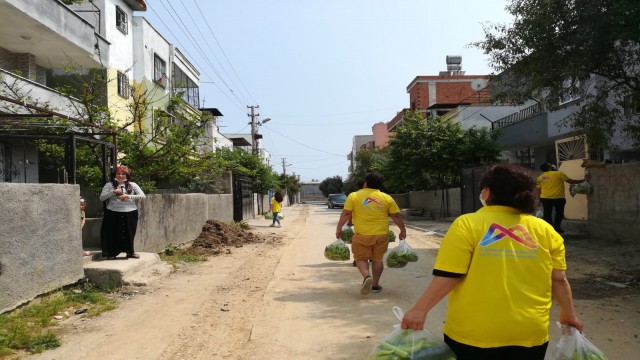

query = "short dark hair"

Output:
[[365, 173, 384, 189], [356, 180, 365, 189], [479, 164, 537, 213], [540, 163, 551, 172]]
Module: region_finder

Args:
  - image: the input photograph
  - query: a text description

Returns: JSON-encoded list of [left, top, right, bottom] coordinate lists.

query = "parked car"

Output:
[[327, 193, 347, 209]]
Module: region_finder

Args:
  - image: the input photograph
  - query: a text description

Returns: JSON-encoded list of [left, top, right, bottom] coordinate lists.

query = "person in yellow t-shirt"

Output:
[[401, 164, 583, 360], [336, 173, 406, 296], [536, 162, 585, 233], [269, 191, 283, 228]]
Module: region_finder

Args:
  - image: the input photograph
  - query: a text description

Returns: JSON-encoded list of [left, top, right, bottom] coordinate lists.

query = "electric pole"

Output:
[[247, 105, 259, 155]]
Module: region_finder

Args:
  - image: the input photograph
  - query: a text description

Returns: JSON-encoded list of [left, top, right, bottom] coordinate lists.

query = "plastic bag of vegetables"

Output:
[[386, 240, 418, 268], [569, 181, 593, 197], [341, 226, 354, 244], [388, 230, 396, 243], [548, 323, 607, 360], [368, 306, 456, 360], [324, 238, 351, 261]]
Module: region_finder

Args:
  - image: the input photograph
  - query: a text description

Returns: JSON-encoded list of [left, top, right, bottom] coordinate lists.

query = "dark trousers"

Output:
[[444, 334, 548, 360], [540, 198, 566, 231]]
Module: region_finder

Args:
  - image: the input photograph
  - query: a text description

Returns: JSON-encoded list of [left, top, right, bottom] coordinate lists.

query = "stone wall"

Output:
[[588, 163, 640, 242], [0, 183, 85, 314]]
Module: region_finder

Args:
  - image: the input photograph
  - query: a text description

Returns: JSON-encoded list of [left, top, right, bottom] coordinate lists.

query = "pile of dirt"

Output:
[[190, 220, 265, 255]]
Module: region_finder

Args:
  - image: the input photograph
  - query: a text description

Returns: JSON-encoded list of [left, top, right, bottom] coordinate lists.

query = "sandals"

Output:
[[126, 253, 140, 259]]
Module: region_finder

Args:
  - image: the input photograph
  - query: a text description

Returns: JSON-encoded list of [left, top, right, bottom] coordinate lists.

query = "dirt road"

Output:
[[29, 204, 640, 359]]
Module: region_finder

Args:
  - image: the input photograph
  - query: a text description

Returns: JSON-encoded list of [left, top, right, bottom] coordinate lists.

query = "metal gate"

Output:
[[460, 166, 488, 214], [232, 174, 254, 222]]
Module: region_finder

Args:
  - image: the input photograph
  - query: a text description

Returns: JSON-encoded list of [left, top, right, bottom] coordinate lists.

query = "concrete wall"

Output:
[[84, 193, 233, 252], [404, 188, 462, 218], [1, 186, 233, 313], [0, 183, 85, 314], [588, 163, 640, 242]]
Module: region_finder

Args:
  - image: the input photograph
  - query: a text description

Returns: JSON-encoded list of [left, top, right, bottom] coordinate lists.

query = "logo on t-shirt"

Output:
[[479, 223, 538, 249], [362, 197, 382, 206]]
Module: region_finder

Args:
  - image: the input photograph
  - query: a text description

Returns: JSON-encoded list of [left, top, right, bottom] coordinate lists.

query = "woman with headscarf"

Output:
[[99, 166, 146, 260]]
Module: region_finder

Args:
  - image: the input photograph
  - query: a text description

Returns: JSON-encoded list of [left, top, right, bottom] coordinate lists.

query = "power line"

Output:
[[176, 0, 252, 106], [191, 0, 258, 105], [154, 0, 246, 111], [262, 125, 345, 157]]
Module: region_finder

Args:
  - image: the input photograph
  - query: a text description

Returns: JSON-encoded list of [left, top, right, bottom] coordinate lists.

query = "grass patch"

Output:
[[159, 245, 207, 265], [0, 282, 117, 356]]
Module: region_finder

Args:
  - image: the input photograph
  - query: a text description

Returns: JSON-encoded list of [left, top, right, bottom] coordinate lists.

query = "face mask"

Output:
[[479, 194, 487, 207]]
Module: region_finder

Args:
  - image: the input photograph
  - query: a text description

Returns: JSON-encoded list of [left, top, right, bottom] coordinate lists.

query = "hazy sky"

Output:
[[143, 0, 513, 182]]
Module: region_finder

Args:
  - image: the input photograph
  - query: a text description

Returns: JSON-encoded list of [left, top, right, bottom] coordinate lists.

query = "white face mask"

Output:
[[479, 194, 487, 207], [479, 188, 488, 207]]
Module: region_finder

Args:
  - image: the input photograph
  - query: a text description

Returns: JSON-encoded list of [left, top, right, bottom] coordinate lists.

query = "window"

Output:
[[117, 71, 129, 98], [154, 54, 167, 86], [172, 64, 200, 108], [559, 79, 581, 105], [624, 94, 640, 118], [116, 6, 128, 34]]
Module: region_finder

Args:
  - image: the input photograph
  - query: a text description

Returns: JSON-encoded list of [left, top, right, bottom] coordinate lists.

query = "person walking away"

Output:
[[269, 191, 284, 228], [536, 162, 586, 233], [336, 173, 406, 295], [401, 164, 582, 360], [99, 166, 146, 260]]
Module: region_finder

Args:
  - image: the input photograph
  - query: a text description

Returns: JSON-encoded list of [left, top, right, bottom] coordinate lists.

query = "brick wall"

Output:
[[0, 47, 46, 85]]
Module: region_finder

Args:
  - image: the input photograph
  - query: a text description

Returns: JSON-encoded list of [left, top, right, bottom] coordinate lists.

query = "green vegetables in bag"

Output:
[[369, 329, 456, 360], [324, 240, 350, 261], [386, 242, 418, 268], [341, 227, 354, 243]]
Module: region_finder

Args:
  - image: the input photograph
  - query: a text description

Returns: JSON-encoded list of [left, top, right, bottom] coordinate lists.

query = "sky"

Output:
[[142, 0, 514, 182]]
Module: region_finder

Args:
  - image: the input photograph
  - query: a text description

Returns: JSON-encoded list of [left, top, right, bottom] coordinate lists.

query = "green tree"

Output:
[[384, 111, 502, 192], [473, 0, 640, 150], [319, 176, 344, 197], [344, 147, 387, 193]]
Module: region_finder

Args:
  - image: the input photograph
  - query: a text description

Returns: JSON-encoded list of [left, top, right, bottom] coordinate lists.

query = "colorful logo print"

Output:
[[362, 197, 382, 206], [479, 223, 538, 249]]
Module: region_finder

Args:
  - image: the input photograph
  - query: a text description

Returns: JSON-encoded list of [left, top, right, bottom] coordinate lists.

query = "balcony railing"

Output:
[[492, 103, 543, 130]]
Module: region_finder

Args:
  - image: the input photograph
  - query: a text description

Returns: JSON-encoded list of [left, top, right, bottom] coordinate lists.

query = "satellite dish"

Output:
[[471, 79, 488, 91]]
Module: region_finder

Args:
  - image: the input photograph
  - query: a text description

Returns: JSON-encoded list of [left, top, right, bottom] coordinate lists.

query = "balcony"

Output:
[[492, 103, 543, 130], [0, 0, 109, 69]]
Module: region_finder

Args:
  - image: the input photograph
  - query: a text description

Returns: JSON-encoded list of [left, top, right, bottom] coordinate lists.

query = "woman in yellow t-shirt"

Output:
[[401, 164, 583, 359], [269, 191, 283, 228]]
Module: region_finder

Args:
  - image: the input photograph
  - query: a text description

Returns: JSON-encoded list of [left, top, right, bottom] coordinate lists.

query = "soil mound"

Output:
[[191, 220, 264, 255]]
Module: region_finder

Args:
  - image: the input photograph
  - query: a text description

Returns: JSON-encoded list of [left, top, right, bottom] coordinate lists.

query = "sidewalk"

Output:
[[403, 216, 454, 237]]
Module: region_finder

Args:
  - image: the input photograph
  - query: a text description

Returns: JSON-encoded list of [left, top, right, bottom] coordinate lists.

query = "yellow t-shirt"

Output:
[[536, 171, 570, 199], [270, 197, 282, 213], [344, 188, 400, 235], [435, 205, 566, 348]]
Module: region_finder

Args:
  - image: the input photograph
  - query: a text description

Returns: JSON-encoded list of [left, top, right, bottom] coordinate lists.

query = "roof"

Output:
[[228, 137, 251, 146], [124, 0, 147, 11], [200, 108, 223, 116]]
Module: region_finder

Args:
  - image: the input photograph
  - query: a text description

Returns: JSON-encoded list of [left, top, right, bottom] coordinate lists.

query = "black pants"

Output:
[[444, 334, 548, 360], [540, 198, 566, 231]]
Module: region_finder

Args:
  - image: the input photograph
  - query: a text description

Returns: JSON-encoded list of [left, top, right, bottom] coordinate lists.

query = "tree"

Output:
[[319, 176, 344, 197], [344, 147, 387, 193], [383, 111, 502, 192], [473, 0, 640, 150]]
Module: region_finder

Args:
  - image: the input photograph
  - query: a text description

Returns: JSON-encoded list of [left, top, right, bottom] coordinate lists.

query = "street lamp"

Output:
[[252, 117, 272, 155]]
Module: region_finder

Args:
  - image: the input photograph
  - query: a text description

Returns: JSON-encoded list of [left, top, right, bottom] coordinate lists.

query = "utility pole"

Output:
[[281, 158, 291, 205], [247, 105, 259, 155]]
